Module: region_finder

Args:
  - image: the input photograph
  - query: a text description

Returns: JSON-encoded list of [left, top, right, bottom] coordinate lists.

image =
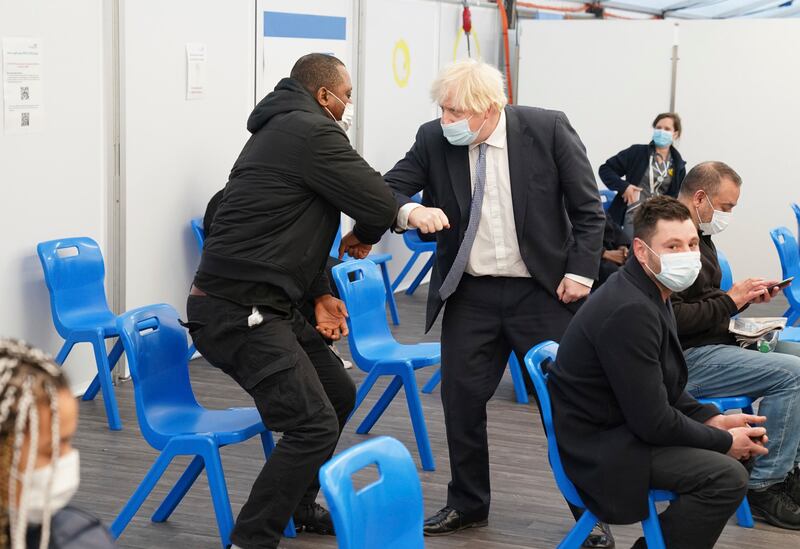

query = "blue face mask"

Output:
[[652, 129, 673, 148], [441, 116, 486, 146]]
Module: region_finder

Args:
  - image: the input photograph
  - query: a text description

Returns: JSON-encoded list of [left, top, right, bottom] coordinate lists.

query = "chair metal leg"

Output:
[[508, 354, 530, 405], [90, 332, 122, 430], [399, 365, 435, 471], [736, 495, 755, 528], [641, 496, 667, 549], [391, 251, 421, 291], [421, 368, 441, 394], [54, 338, 76, 365], [356, 376, 404, 434], [111, 448, 177, 538], [200, 444, 236, 549], [84, 337, 124, 401], [406, 254, 435, 296], [151, 455, 205, 523], [557, 507, 598, 549], [258, 432, 297, 538], [379, 262, 400, 325], [347, 368, 382, 423]]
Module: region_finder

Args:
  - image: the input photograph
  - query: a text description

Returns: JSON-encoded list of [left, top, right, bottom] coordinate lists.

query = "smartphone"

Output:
[[774, 276, 794, 290]]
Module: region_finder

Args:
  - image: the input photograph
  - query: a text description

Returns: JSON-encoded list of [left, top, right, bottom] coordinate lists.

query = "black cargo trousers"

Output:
[[186, 293, 356, 549]]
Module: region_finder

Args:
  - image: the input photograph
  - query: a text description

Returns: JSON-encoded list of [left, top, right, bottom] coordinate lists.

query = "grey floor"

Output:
[[71, 288, 800, 549]]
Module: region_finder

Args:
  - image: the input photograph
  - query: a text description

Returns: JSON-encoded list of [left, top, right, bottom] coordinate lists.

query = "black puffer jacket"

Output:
[[199, 78, 397, 302], [25, 506, 116, 548]]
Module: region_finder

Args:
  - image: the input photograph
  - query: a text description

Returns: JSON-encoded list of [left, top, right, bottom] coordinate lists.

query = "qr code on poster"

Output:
[[20, 86, 30, 100], [21, 112, 30, 127]]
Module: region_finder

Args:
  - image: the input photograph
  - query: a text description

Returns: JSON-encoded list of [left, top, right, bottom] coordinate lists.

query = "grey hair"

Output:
[[0, 339, 67, 549]]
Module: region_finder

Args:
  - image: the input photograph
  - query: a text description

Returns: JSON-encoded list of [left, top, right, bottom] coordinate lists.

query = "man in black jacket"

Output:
[[550, 196, 766, 549], [186, 54, 397, 549], [673, 161, 800, 529], [381, 59, 607, 543]]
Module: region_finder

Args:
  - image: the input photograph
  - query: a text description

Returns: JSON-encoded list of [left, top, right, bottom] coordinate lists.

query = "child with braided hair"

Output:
[[0, 338, 115, 549]]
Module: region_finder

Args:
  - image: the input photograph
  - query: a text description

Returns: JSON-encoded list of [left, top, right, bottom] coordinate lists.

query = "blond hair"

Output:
[[431, 59, 507, 114]]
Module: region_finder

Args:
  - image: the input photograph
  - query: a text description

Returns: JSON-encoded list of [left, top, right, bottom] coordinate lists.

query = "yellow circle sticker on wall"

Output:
[[393, 39, 411, 88]]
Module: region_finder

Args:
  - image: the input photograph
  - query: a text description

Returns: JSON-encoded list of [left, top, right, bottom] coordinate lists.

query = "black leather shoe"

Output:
[[749, 483, 800, 530], [785, 467, 800, 505], [423, 506, 488, 536], [582, 522, 615, 548], [293, 502, 335, 535]]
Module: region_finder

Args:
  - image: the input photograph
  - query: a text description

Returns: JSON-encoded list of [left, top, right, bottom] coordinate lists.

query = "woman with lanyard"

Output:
[[599, 113, 686, 239]]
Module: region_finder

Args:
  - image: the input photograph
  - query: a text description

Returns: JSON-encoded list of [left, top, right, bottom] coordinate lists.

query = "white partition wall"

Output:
[[675, 20, 800, 280], [517, 20, 675, 180], [120, 0, 255, 314], [0, 0, 111, 393]]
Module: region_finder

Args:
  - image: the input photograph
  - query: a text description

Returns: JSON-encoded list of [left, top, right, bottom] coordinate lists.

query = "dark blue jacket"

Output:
[[598, 142, 686, 227]]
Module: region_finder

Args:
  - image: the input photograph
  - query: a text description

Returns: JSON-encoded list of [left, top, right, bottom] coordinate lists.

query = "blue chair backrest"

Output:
[[36, 237, 112, 337], [599, 189, 617, 211], [771, 226, 800, 308], [115, 304, 200, 447], [331, 260, 394, 370], [792, 203, 800, 240], [524, 341, 586, 508], [319, 436, 424, 549], [717, 249, 733, 292], [190, 217, 205, 252]]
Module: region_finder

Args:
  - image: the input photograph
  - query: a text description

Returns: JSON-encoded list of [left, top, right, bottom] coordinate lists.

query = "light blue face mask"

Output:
[[441, 116, 486, 146], [652, 129, 673, 148]]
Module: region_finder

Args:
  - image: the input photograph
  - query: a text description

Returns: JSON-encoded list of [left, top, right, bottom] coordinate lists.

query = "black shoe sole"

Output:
[[295, 524, 335, 536], [423, 519, 488, 537], [750, 504, 800, 530]]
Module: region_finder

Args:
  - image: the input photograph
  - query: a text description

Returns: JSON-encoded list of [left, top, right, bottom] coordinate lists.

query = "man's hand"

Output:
[[622, 185, 642, 205], [557, 277, 591, 304], [705, 413, 766, 431], [314, 294, 349, 341], [750, 280, 783, 304], [727, 426, 769, 461], [602, 249, 626, 266], [408, 206, 450, 234], [727, 278, 770, 309], [339, 231, 371, 260]]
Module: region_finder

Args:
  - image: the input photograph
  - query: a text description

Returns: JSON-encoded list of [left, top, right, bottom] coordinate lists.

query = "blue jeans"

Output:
[[684, 341, 800, 489]]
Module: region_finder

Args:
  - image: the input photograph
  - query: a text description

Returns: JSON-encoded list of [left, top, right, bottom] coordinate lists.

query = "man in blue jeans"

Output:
[[672, 161, 800, 530]]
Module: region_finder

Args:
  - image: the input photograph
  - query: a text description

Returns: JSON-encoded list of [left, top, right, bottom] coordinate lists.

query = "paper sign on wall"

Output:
[[2, 37, 44, 134], [186, 42, 207, 100]]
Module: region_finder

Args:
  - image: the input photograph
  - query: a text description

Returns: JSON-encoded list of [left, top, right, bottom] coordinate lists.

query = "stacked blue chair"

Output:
[[110, 303, 294, 548], [319, 436, 424, 549], [37, 237, 125, 431], [332, 227, 400, 326], [421, 353, 530, 405], [190, 217, 205, 252], [392, 230, 436, 296], [332, 260, 438, 471], [524, 341, 672, 549], [770, 227, 800, 327], [599, 189, 617, 212]]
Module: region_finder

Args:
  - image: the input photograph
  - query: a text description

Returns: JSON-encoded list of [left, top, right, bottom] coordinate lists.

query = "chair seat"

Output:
[[781, 326, 800, 342], [60, 309, 118, 336], [146, 405, 264, 448], [359, 342, 441, 369]]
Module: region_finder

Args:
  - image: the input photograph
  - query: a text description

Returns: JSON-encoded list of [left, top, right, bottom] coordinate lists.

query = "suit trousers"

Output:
[[440, 274, 575, 518]]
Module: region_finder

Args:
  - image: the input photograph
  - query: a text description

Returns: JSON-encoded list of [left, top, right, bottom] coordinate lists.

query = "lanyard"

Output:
[[649, 154, 671, 194]]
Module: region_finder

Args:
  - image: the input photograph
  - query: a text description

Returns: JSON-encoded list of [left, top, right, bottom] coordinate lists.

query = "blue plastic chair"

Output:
[[717, 249, 734, 293], [332, 260, 439, 471], [37, 237, 125, 431], [109, 304, 294, 548], [392, 230, 436, 296], [792, 203, 800, 243], [599, 189, 617, 212], [421, 353, 529, 404], [332, 227, 400, 326], [524, 341, 672, 549], [319, 437, 424, 549], [770, 227, 800, 327], [190, 217, 204, 252]]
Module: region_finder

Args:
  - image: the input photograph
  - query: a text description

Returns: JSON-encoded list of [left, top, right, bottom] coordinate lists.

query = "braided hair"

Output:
[[0, 338, 69, 549]]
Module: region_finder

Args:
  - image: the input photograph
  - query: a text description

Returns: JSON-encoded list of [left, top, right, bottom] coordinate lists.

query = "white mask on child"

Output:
[[23, 450, 80, 524]]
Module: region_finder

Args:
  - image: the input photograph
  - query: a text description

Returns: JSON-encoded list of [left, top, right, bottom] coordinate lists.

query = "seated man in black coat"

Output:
[[548, 196, 768, 549]]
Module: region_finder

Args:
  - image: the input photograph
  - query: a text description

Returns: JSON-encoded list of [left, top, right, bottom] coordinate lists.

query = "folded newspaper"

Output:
[[729, 317, 787, 347]]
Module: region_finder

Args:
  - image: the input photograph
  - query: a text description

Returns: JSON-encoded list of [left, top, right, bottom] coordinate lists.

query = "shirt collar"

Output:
[[470, 109, 506, 151]]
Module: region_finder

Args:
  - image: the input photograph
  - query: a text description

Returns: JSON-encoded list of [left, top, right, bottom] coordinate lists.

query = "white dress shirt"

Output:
[[396, 111, 593, 288]]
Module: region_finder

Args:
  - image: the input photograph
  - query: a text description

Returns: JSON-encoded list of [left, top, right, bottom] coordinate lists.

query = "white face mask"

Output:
[[21, 450, 80, 524], [324, 91, 354, 132], [697, 192, 732, 235], [640, 240, 702, 293]]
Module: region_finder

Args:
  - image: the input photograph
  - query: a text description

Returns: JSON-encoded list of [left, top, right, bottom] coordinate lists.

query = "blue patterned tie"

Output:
[[439, 143, 488, 300]]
